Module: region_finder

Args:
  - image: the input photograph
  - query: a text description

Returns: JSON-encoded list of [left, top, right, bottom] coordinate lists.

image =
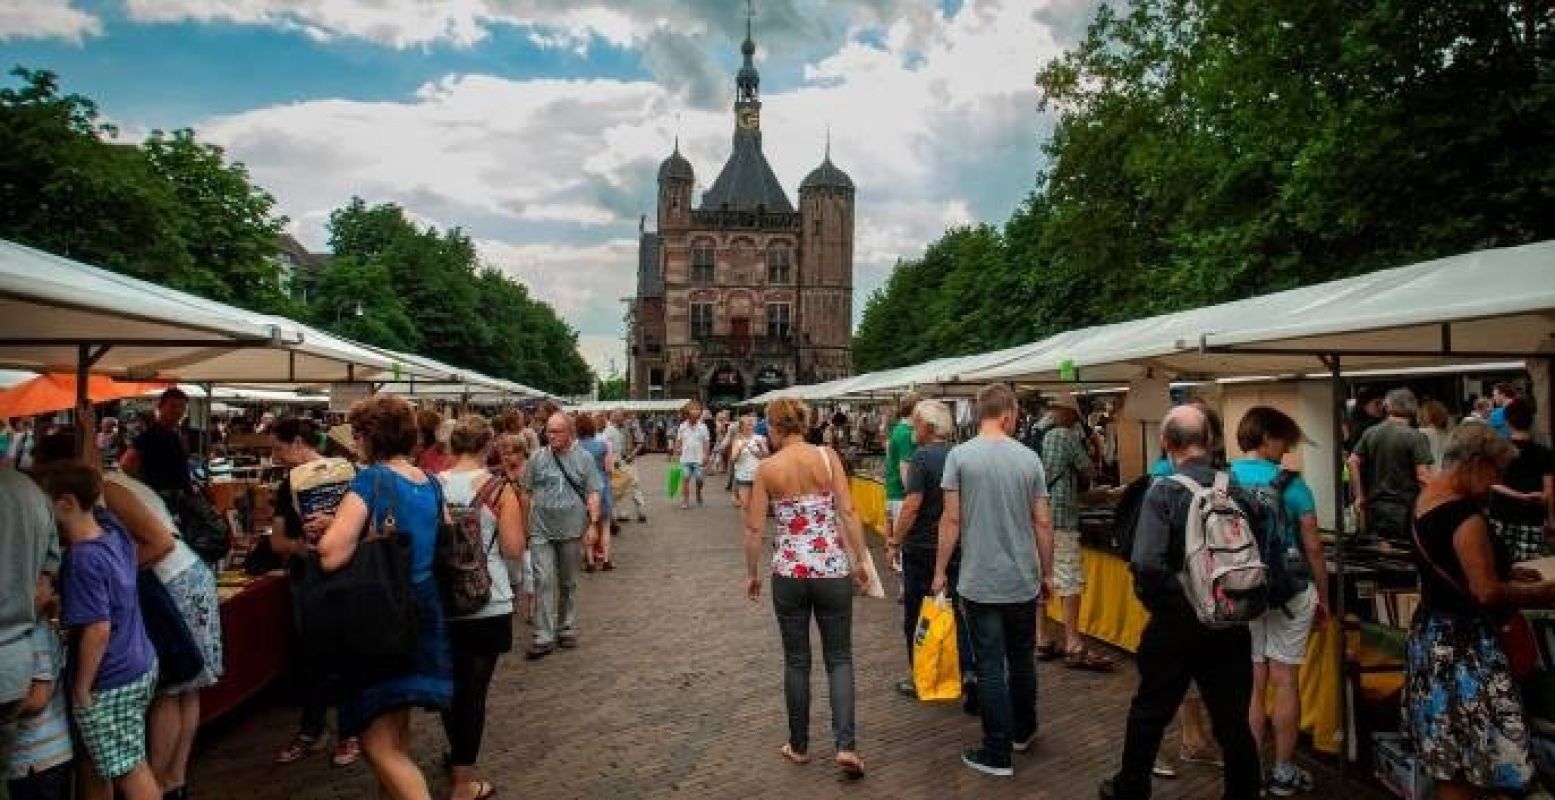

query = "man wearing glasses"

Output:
[[523, 414, 602, 659]]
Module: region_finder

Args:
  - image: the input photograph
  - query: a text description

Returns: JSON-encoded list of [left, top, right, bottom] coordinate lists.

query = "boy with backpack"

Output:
[[1100, 405, 1262, 800], [1231, 407, 1328, 797]]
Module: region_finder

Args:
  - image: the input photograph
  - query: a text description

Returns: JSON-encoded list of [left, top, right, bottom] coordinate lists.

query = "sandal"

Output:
[[452, 779, 496, 800], [779, 744, 810, 765], [1035, 642, 1065, 662], [836, 751, 865, 779], [274, 733, 324, 765], [1064, 649, 1116, 672]]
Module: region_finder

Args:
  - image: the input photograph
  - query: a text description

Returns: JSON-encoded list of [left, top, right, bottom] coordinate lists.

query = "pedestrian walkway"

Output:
[[190, 457, 1383, 799]]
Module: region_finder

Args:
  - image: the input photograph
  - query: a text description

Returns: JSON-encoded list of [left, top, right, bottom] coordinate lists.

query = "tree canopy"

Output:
[[853, 0, 1555, 371], [0, 67, 593, 395]]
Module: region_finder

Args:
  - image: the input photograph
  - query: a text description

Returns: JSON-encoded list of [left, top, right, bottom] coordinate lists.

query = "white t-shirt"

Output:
[[677, 422, 710, 465], [103, 470, 200, 583]]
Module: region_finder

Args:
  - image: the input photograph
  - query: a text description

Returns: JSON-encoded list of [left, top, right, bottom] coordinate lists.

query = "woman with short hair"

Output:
[[1405, 425, 1555, 800], [318, 395, 453, 800]]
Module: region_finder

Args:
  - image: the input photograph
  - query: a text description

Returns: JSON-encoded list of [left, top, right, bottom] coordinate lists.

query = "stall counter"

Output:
[[200, 573, 291, 724]]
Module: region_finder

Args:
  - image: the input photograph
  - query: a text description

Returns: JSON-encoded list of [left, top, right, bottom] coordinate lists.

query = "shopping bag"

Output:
[[912, 594, 962, 701], [857, 546, 886, 599], [666, 462, 684, 498]]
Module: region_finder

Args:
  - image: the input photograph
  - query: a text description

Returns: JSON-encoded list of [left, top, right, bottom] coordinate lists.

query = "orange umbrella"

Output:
[[0, 373, 170, 418]]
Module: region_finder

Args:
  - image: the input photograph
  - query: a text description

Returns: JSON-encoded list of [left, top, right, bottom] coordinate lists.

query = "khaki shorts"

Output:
[[1052, 529, 1085, 597], [1249, 584, 1317, 665]]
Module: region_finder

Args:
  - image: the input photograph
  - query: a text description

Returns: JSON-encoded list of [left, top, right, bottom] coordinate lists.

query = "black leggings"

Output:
[[440, 615, 511, 767]]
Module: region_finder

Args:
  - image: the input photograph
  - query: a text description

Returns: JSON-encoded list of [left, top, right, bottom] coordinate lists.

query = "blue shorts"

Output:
[[681, 462, 705, 480]]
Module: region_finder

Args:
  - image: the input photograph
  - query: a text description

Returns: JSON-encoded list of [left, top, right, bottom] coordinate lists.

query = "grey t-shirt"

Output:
[[942, 435, 1048, 604], [1354, 420, 1433, 504], [523, 445, 602, 543], [0, 467, 59, 704]]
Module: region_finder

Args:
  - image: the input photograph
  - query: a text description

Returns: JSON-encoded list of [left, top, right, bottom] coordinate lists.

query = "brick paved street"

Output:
[[190, 458, 1385, 800]]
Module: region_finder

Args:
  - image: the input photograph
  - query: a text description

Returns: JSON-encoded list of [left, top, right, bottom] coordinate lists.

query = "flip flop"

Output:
[[451, 780, 496, 800], [779, 744, 810, 765], [835, 752, 865, 779]]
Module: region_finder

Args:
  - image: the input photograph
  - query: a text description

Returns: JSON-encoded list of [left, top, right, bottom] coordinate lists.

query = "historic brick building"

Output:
[[628, 24, 855, 405]]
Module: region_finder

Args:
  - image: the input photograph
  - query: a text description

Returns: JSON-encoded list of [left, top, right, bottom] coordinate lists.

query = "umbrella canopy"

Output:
[[0, 373, 169, 418]]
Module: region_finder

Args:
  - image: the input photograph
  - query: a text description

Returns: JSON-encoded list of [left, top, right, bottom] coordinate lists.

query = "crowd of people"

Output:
[[1, 374, 1549, 800], [0, 389, 667, 800]]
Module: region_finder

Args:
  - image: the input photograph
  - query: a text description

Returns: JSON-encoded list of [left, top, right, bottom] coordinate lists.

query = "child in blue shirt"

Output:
[[7, 578, 73, 800]]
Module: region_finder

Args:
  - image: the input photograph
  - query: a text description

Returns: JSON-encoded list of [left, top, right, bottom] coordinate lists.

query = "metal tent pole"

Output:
[[1323, 353, 1351, 779]]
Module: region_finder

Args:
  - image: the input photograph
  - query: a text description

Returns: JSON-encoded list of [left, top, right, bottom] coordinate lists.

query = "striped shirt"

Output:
[[9, 623, 73, 777]]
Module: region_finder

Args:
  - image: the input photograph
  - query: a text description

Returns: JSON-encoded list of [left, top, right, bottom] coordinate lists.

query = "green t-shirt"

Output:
[[884, 420, 917, 501], [1354, 420, 1434, 505]]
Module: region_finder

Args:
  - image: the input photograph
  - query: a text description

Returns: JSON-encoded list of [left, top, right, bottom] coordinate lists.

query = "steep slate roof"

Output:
[[800, 156, 854, 192], [658, 146, 694, 183], [700, 131, 794, 213]]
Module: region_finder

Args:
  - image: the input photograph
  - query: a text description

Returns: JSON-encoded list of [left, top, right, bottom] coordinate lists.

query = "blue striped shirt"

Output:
[[10, 623, 73, 777]]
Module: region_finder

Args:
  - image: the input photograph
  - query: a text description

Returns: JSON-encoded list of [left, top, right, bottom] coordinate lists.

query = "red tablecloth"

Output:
[[200, 574, 291, 724]]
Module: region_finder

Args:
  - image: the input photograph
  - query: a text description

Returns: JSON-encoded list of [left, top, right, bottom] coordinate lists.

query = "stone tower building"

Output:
[[628, 20, 855, 405]]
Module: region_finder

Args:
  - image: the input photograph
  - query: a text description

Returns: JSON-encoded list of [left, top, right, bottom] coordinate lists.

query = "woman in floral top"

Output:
[[743, 398, 870, 779]]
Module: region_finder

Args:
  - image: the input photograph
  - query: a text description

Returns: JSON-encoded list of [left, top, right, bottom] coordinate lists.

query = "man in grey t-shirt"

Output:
[[524, 413, 602, 658], [0, 465, 59, 785], [934, 384, 1053, 778]]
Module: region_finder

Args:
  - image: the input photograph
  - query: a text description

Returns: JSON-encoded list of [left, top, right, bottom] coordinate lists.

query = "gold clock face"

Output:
[[738, 107, 759, 130]]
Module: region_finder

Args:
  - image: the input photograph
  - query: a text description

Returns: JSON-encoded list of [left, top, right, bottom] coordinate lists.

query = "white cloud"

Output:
[[0, 0, 101, 43], [192, 0, 1093, 363]]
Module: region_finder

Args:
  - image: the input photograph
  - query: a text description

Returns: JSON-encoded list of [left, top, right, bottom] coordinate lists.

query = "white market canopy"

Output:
[[0, 239, 451, 384], [771, 240, 1555, 401], [568, 399, 692, 414]]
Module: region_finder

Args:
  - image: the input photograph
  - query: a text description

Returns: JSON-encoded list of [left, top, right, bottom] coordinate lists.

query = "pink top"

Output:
[[769, 447, 851, 580]]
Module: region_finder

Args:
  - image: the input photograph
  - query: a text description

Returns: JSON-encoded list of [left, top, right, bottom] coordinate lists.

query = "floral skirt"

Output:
[[159, 560, 224, 695], [1403, 609, 1532, 791]]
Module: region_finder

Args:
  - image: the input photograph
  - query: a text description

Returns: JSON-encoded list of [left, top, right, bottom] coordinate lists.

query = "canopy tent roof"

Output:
[[0, 239, 449, 384], [567, 399, 693, 414], [964, 241, 1555, 385], [362, 345, 553, 401]]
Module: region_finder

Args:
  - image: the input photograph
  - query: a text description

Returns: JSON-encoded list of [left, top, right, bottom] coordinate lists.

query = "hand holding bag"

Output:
[[912, 593, 962, 700]]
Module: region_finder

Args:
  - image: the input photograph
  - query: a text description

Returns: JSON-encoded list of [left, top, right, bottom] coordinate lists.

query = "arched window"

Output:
[[766, 246, 791, 284]]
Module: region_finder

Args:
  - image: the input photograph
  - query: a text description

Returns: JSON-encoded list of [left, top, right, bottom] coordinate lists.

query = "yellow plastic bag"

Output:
[[912, 594, 961, 701]]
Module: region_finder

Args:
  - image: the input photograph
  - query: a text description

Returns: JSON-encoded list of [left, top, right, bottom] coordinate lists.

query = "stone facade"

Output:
[[628, 27, 854, 405]]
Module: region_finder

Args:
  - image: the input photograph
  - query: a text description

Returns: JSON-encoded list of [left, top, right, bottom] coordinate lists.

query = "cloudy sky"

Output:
[[4, 0, 1099, 376]]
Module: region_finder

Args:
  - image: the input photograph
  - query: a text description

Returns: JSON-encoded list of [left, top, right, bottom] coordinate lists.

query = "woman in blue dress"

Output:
[[320, 395, 453, 800], [576, 413, 616, 572]]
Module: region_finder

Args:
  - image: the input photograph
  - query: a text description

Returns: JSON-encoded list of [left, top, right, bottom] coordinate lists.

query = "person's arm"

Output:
[[893, 493, 923, 547], [494, 479, 526, 558], [317, 491, 370, 571], [19, 676, 55, 717], [1129, 484, 1176, 608], [119, 447, 142, 478], [743, 466, 769, 600], [72, 622, 109, 708], [932, 491, 962, 594], [1454, 513, 1555, 609], [100, 481, 176, 567], [1033, 495, 1054, 596], [1299, 513, 1329, 623], [1346, 452, 1367, 506]]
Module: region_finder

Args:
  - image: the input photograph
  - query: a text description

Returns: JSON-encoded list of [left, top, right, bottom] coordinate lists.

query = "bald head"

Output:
[[1161, 405, 1210, 458], [544, 411, 575, 451]]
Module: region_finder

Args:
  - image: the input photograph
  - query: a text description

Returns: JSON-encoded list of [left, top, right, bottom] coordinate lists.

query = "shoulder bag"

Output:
[[1411, 510, 1540, 682], [299, 467, 418, 677]]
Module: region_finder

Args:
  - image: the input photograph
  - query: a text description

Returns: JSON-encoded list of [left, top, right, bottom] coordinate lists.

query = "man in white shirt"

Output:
[[673, 401, 711, 509]]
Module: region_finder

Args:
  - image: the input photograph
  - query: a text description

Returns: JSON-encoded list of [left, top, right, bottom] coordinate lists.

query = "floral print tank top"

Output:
[[769, 447, 851, 580]]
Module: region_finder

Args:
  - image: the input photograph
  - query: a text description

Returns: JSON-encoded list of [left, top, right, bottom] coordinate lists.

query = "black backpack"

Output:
[[1244, 470, 1306, 613], [1111, 473, 1155, 559]]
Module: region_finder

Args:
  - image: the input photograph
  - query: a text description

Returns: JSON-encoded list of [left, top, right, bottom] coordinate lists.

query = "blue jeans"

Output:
[[965, 597, 1038, 760], [901, 547, 974, 681], [772, 576, 856, 753]]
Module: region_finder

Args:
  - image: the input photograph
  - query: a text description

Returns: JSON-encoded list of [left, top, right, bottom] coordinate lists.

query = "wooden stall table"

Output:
[[200, 572, 291, 725]]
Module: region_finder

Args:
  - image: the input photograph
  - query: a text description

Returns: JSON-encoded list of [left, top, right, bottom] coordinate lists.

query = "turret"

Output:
[[657, 141, 694, 231]]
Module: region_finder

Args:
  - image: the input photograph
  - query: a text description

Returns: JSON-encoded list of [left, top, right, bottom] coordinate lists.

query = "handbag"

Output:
[[1412, 512, 1542, 682], [137, 570, 206, 689], [160, 486, 231, 564], [299, 467, 419, 677], [434, 475, 500, 617]]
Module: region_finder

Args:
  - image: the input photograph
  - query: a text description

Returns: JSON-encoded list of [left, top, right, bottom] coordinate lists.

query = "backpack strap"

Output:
[[1212, 471, 1230, 494], [1168, 473, 1206, 495]]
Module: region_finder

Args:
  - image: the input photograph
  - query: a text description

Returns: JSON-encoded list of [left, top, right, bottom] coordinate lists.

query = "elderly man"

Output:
[[1348, 388, 1434, 545], [524, 413, 602, 659], [1101, 406, 1261, 800], [887, 400, 974, 703], [0, 463, 60, 792], [934, 384, 1053, 778]]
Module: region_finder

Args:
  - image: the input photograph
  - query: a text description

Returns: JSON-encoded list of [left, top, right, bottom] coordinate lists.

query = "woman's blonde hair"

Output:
[[448, 414, 493, 456], [1441, 423, 1515, 471], [765, 398, 810, 438]]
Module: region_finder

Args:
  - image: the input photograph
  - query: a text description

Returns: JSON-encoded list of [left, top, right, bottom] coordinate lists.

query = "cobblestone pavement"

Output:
[[191, 457, 1385, 800]]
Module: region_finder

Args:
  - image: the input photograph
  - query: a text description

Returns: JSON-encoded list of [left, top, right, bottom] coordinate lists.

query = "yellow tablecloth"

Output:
[[848, 472, 1343, 754]]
